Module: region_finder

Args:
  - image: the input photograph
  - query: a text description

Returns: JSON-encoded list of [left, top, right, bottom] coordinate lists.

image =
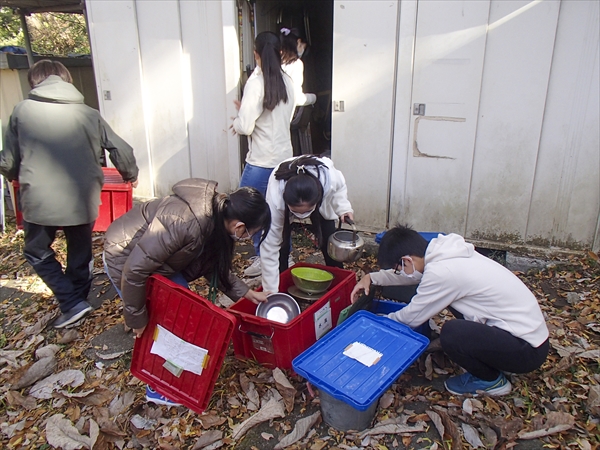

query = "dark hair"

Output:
[[280, 27, 299, 65], [275, 156, 327, 246], [204, 187, 271, 290], [255, 31, 288, 111], [28, 59, 73, 88], [377, 225, 429, 269]]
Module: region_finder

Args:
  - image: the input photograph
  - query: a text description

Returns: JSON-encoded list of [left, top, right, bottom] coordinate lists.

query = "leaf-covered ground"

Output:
[[0, 218, 599, 450]]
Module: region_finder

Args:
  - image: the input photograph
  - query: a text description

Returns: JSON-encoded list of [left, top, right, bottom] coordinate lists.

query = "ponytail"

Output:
[[279, 27, 300, 65], [255, 31, 288, 111]]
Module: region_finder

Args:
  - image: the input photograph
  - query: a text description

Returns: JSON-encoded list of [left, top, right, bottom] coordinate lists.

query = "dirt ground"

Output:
[[0, 218, 599, 449]]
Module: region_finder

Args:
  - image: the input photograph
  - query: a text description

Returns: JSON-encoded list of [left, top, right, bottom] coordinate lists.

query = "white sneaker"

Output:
[[244, 256, 262, 277], [244, 255, 295, 277]]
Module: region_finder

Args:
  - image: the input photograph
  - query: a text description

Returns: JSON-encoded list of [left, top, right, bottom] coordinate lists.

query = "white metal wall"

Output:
[[330, 0, 399, 230], [85, 0, 599, 251], [386, 0, 599, 251], [86, 0, 240, 198]]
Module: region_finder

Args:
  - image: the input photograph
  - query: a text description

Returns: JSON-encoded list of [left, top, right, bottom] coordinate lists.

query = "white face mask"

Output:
[[290, 207, 315, 219], [399, 257, 423, 281], [230, 223, 251, 242]]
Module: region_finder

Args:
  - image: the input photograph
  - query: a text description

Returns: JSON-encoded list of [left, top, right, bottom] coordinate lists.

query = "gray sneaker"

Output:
[[52, 301, 93, 329]]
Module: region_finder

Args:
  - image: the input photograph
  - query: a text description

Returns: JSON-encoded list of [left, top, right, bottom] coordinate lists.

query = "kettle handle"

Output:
[[337, 216, 358, 245], [337, 216, 355, 229]]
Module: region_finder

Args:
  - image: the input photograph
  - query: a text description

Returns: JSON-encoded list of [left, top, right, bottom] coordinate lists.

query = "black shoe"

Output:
[[52, 301, 93, 329]]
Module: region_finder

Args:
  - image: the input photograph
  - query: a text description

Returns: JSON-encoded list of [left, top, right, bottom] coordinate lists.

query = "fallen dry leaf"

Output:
[[461, 423, 484, 448], [5, 390, 37, 410], [191, 430, 223, 449], [273, 367, 296, 413], [29, 369, 85, 399], [35, 344, 61, 359], [274, 410, 321, 449], [45, 414, 91, 450], [58, 329, 81, 344], [11, 355, 57, 390], [231, 397, 285, 440], [198, 412, 227, 429]]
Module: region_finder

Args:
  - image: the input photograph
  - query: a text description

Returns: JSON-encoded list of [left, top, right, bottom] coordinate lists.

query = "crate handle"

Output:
[[237, 324, 274, 339]]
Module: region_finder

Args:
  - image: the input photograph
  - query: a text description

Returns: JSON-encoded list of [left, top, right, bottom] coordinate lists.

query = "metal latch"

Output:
[[333, 100, 345, 112], [413, 103, 425, 115]]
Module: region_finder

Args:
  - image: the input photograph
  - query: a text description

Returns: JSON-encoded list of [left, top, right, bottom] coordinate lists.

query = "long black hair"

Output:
[[279, 27, 299, 65], [203, 187, 271, 290], [274, 156, 327, 247], [255, 31, 288, 111]]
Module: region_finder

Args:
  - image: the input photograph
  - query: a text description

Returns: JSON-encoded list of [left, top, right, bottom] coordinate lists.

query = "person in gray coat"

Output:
[[0, 60, 138, 329]]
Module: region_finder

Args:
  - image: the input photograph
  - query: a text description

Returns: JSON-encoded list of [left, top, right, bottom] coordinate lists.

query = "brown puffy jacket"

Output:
[[104, 178, 249, 329]]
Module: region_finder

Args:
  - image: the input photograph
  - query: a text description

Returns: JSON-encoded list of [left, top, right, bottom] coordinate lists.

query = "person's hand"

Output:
[[133, 326, 146, 338], [234, 99, 241, 111], [340, 212, 355, 224], [245, 289, 269, 304], [131, 180, 139, 189], [350, 273, 371, 303], [229, 123, 237, 136]]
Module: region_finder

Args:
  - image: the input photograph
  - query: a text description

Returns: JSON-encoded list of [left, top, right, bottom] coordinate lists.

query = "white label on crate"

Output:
[[150, 325, 208, 376], [314, 301, 332, 340]]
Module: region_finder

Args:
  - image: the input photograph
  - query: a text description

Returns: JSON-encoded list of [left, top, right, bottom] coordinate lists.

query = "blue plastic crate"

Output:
[[293, 310, 429, 411], [370, 299, 429, 337], [374, 231, 443, 244]]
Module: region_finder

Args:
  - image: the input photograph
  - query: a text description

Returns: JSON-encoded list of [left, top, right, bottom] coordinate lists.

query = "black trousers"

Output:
[[440, 319, 549, 381], [23, 221, 94, 312], [279, 218, 344, 272]]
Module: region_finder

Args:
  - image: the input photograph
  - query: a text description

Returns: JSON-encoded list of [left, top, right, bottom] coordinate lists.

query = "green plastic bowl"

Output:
[[291, 267, 334, 294]]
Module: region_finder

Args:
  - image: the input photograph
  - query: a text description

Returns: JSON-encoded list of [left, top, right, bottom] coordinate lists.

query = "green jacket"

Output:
[[0, 75, 138, 226]]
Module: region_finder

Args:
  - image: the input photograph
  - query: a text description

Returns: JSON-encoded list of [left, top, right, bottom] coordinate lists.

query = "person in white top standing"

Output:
[[260, 155, 354, 293], [280, 27, 316, 109], [280, 27, 317, 157], [350, 225, 550, 397], [232, 31, 296, 277]]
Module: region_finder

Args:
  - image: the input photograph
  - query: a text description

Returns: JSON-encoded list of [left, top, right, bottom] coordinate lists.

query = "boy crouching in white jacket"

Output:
[[350, 225, 549, 397]]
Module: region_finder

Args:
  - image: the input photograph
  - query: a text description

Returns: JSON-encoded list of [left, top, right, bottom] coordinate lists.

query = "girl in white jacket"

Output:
[[260, 155, 354, 293], [232, 31, 296, 276], [351, 226, 549, 397]]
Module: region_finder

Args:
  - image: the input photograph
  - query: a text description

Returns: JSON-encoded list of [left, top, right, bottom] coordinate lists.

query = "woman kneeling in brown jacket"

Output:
[[104, 178, 271, 340]]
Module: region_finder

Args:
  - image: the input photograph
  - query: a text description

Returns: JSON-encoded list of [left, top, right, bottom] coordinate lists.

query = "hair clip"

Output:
[[296, 165, 306, 174], [280, 27, 291, 36]]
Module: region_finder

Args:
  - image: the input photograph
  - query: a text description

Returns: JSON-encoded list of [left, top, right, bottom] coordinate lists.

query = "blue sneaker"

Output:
[[444, 372, 512, 396], [145, 386, 181, 406]]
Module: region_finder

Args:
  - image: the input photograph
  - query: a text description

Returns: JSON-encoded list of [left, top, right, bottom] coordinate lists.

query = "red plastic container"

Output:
[[11, 167, 132, 231], [94, 167, 133, 232], [131, 275, 235, 414], [227, 263, 356, 370]]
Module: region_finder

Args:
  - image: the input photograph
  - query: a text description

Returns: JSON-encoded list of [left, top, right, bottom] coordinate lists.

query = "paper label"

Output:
[[314, 301, 332, 340], [343, 342, 382, 367], [150, 325, 208, 376]]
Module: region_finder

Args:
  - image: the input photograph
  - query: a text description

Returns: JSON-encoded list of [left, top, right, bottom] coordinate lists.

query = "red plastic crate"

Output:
[[227, 262, 356, 370], [94, 168, 133, 231], [131, 275, 235, 414], [11, 167, 132, 231]]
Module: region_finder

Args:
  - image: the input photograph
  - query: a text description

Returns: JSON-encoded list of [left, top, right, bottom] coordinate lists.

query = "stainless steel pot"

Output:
[[327, 219, 365, 263]]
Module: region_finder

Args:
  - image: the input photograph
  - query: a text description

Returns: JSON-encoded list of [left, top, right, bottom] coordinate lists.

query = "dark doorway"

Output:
[[237, 0, 334, 162]]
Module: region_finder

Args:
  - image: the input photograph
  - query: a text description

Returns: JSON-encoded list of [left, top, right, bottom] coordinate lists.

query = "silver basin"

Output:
[[256, 293, 301, 324]]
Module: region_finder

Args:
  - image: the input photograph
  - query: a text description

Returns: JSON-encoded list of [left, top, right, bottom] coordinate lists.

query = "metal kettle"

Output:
[[327, 218, 365, 263]]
